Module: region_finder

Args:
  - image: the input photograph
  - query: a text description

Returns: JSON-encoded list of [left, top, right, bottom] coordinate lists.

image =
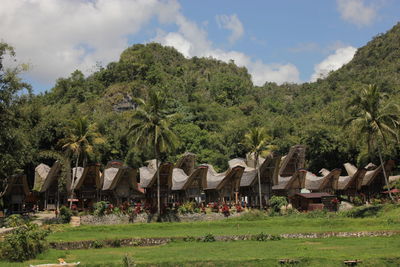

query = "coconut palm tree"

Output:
[[346, 84, 400, 200], [242, 127, 273, 209], [128, 91, 178, 215], [59, 117, 104, 208]]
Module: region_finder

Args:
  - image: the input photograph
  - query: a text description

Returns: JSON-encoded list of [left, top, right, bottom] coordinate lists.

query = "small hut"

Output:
[[292, 192, 337, 211], [235, 152, 281, 207], [139, 160, 174, 206], [204, 164, 244, 204], [304, 168, 341, 193], [272, 145, 307, 196], [100, 161, 142, 205], [336, 163, 367, 197], [33, 161, 70, 210], [71, 164, 102, 210], [0, 174, 30, 214], [170, 153, 208, 203]]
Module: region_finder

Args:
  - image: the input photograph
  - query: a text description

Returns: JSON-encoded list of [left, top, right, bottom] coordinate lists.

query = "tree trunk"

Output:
[[155, 147, 161, 216], [69, 152, 80, 208], [256, 153, 263, 210], [377, 147, 394, 201]]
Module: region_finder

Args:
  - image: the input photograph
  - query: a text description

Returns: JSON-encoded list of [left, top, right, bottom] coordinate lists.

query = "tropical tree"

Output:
[[58, 117, 104, 207], [128, 90, 178, 215], [242, 127, 273, 209], [346, 84, 400, 200]]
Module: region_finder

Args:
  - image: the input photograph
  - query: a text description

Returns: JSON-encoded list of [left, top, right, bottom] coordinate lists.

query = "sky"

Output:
[[1, 0, 399, 94]]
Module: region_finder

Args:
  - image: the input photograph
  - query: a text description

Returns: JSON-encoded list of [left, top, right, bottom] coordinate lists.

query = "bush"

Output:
[[4, 214, 25, 227], [253, 232, 269, 241], [183, 236, 196, 242], [178, 201, 196, 214], [353, 196, 364, 206], [237, 209, 267, 221], [341, 205, 383, 218], [94, 201, 109, 216], [92, 240, 104, 248], [110, 239, 121, 247], [305, 209, 328, 218], [269, 196, 288, 213], [203, 233, 216, 242], [0, 223, 50, 262], [59, 206, 72, 223], [122, 253, 136, 267]]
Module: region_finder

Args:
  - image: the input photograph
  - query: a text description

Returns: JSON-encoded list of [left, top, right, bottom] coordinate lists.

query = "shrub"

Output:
[[341, 205, 383, 218], [178, 201, 196, 214], [353, 196, 364, 206], [183, 236, 196, 242], [253, 232, 269, 241], [237, 209, 267, 221], [94, 201, 109, 216], [269, 196, 288, 213], [203, 233, 216, 242], [110, 239, 121, 247], [92, 240, 104, 248], [4, 214, 25, 227], [59, 206, 72, 223], [0, 223, 50, 262], [305, 209, 328, 218], [122, 253, 136, 267]]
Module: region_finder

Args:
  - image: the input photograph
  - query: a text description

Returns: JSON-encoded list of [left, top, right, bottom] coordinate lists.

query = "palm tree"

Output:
[[346, 84, 400, 201], [242, 127, 273, 209], [59, 117, 104, 208], [128, 91, 178, 215]]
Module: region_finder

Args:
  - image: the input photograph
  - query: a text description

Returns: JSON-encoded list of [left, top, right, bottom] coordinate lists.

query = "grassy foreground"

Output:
[[3, 236, 400, 267], [48, 205, 400, 242]]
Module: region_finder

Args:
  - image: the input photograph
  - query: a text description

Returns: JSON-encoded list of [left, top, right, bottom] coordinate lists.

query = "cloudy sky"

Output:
[[1, 0, 399, 93]]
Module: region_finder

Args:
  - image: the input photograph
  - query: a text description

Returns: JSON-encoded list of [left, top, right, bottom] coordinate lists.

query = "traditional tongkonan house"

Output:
[[33, 161, 71, 210], [100, 160, 142, 205], [139, 159, 174, 207], [203, 164, 244, 204], [0, 174, 30, 214], [234, 152, 281, 207], [336, 163, 367, 198], [272, 145, 307, 196], [170, 153, 208, 203], [359, 160, 395, 199], [71, 164, 102, 210], [304, 168, 341, 193]]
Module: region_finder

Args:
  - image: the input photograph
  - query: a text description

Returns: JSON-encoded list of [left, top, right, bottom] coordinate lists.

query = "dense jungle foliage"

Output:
[[1, 23, 400, 187]]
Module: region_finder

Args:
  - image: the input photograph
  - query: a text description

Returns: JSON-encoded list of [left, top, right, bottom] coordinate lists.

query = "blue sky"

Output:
[[1, 0, 399, 93]]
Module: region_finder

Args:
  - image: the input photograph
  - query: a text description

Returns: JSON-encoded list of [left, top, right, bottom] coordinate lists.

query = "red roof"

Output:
[[295, 192, 334, 199], [382, 188, 400, 194]]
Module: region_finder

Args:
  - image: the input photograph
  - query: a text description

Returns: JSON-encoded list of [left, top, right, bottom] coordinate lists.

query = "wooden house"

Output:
[[0, 174, 30, 214]]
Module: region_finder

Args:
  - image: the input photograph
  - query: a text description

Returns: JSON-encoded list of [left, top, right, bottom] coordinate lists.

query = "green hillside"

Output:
[[1, 23, 400, 184]]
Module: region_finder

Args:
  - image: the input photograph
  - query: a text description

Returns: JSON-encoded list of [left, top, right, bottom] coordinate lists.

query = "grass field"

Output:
[[47, 205, 400, 242], [3, 236, 400, 266], [1, 204, 400, 266]]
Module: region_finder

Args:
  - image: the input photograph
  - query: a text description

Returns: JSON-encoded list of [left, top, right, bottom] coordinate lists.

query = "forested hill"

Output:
[[2, 23, 400, 183]]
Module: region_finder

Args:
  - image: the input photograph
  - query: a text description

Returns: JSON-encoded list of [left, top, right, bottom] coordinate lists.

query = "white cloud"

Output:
[[1, 0, 300, 87], [216, 14, 244, 44], [0, 0, 180, 83], [310, 46, 357, 81], [337, 0, 377, 26], [154, 15, 300, 85]]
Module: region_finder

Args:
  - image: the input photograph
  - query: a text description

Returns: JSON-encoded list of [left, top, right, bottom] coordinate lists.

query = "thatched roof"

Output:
[[33, 161, 62, 193], [361, 161, 395, 186], [171, 166, 208, 191], [139, 159, 173, 189], [229, 158, 257, 187], [0, 174, 30, 197], [174, 152, 196, 175], [389, 175, 400, 183], [279, 145, 306, 177], [304, 168, 341, 191], [101, 162, 138, 192], [337, 164, 367, 191], [203, 163, 244, 191], [272, 169, 307, 190], [72, 164, 102, 190]]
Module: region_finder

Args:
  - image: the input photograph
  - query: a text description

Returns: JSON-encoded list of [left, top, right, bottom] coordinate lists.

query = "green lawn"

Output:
[[48, 215, 400, 243], [3, 236, 400, 267]]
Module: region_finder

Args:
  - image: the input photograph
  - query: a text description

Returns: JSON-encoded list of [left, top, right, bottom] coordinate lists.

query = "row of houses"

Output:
[[1, 145, 399, 213]]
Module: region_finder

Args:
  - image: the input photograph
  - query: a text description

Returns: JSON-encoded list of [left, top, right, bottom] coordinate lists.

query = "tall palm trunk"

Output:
[[256, 153, 263, 209], [377, 147, 394, 201], [155, 146, 161, 216], [69, 152, 80, 208]]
